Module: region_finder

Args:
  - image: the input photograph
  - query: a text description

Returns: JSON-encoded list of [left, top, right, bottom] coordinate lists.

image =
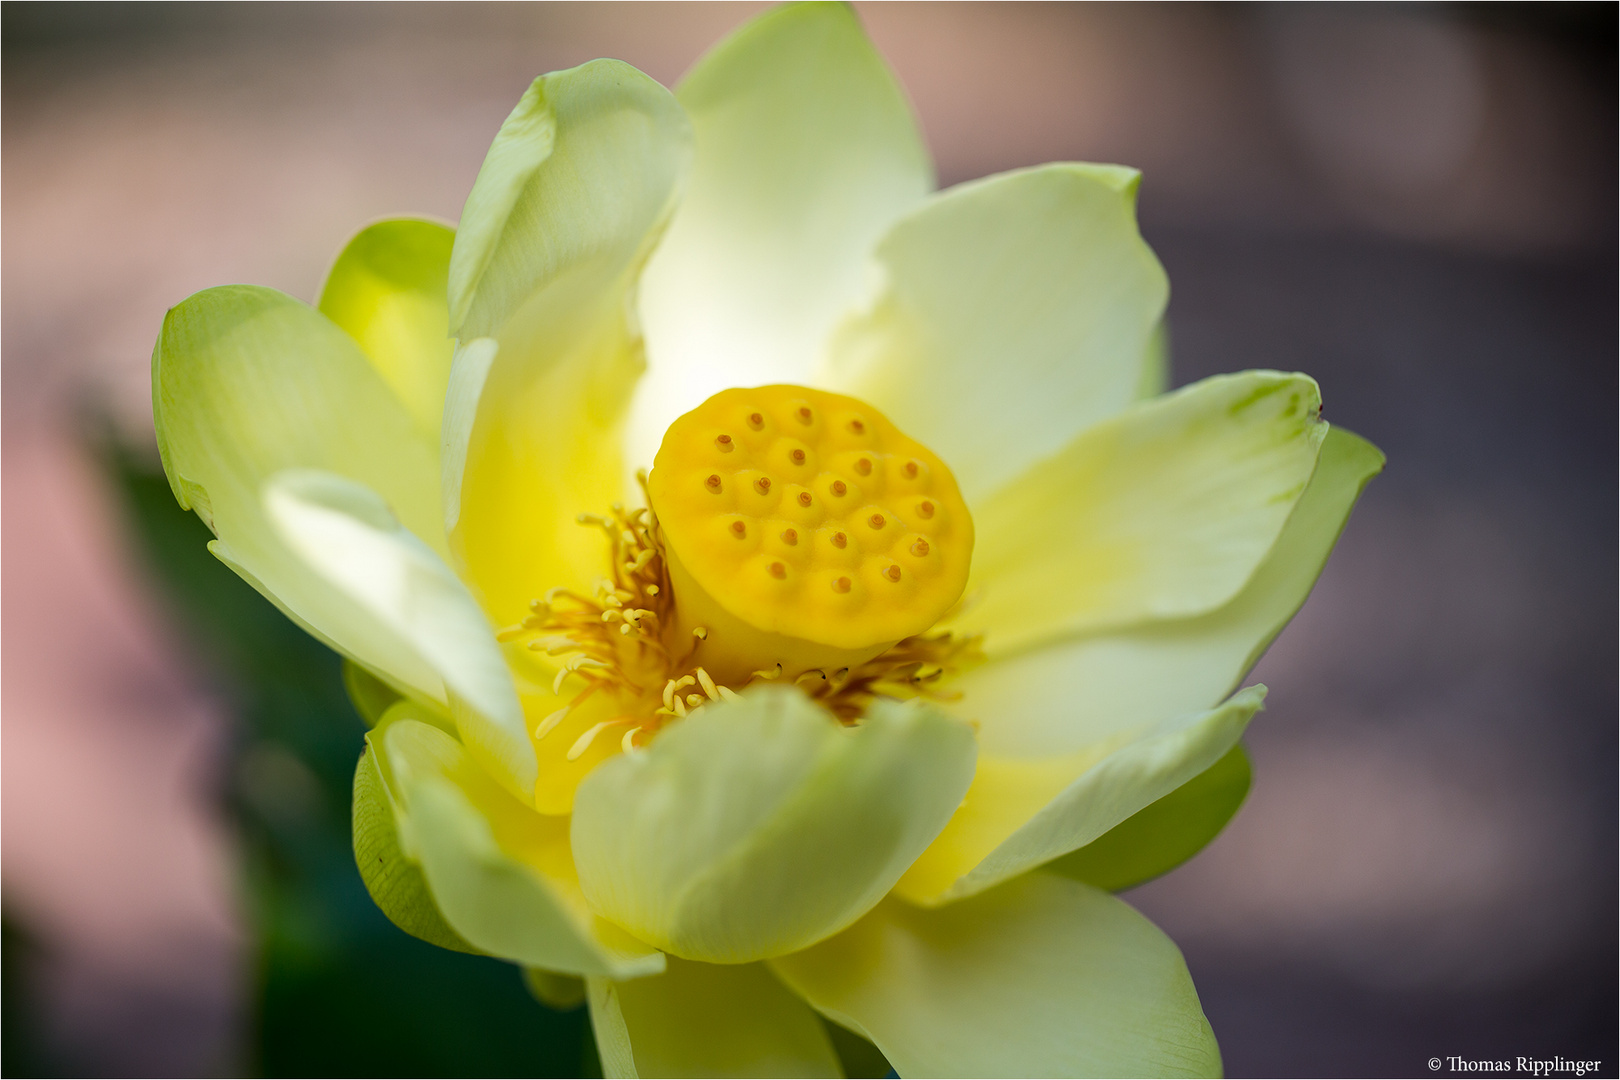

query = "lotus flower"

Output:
[[151, 4, 1382, 1076]]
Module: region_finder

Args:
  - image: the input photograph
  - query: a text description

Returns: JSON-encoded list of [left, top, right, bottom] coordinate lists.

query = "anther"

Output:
[[621, 728, 643, 754], [832, 576, 851, 593], [693, 627, 708, 640], [904, 460, 919, 478], [755, 477, 772, 494], [705, 474, 722, 492], [911, 539, 930, 556], [797, 491, 812, 507], [855, 458, 872, 476], [696, 668, 720, 701], [567, 719, 629, 762], [831, 480, 847, 496], [645, 584, 659, 596], [715, 434, 734, 452], [885, 565, 902, 582], [752, 663, 783, 680], [686, 693, 704, 708], [918, 500, 935, 518], [790, 448, 806, 465], [849, 419, 866, 434], [797, 406, 813, 424], [832, 532, 847, 548], [781, 528, 798, 545], [534, 705, 571, 740], [731, 521, 747, 538], [769, 561, 787, 579], [748, 412, 764, 430], [869, 513, 885, 530]]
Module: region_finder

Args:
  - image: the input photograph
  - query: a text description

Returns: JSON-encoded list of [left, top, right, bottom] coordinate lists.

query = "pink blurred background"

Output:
[[4, 4, 1614, 1075]]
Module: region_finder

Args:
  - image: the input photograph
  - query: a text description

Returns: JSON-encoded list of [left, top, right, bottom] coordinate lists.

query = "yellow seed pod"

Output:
[[649, 386, 973, 683]]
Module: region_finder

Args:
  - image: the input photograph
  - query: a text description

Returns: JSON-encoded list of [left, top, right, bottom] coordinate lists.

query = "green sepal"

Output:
[[1046, 742, 1252, 893], [352, 738, 482, 955], [343, 659, 402, 728]]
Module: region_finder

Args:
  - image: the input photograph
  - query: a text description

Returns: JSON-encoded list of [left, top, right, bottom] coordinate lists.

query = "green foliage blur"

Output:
[[105, 442, 600, 1078]]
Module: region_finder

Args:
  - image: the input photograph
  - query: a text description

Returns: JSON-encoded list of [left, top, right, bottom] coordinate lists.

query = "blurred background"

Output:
[[2, 3, 1614, 1076]]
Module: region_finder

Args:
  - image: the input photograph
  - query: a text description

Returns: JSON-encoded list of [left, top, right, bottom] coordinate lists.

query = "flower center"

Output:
[[648, 385, 973, 685], [501, 386, 977, 812]]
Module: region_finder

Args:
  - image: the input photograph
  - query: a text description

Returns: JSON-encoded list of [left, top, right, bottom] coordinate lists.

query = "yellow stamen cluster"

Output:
[[497, 471, 980, 759]]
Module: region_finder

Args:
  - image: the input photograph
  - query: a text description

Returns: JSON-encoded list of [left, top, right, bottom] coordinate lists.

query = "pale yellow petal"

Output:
[[631, 1, 932, 467], [773, 874, 1220, 1078], [823, 163, 1167, 503], [443, 59, 691, 622], [588, 958, 840, 1079], [960, 371, 1326, 656]]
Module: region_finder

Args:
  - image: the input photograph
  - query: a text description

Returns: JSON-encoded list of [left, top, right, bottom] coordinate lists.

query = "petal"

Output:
[[588, 958, 840, 1079], [380, 710, 664, 979], [895, 687, 1265, 906], [153, 284, 447, 699], [444, 59, 691, 622], [352, 735, 480, 954], [263, 468, 535, 797], [961, 371, 1327, 656], [772, 873, 1220, 1079], [317, 217, 456, 442], [630, 1, 932, 467], [954, 425, 1384, 760], [571, 687, 976, 964], [823, 163, 1168, 503], [343, 658, 402, 727], [1047, 742, 1251, 893]]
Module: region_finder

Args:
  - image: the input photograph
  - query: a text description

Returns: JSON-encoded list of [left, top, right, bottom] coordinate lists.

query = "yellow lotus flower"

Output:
[[151, 5, 1382, 1076]]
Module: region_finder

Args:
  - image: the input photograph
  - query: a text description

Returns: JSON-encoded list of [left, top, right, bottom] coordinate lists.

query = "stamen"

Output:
[[706, 474, 722, 492], [534, 705, 570, 740], [568, 719, 630, 761], [755, 476, 772, 495], [715, 434, 734, 452], [748, 412, 764, 430], [832, 532, 847, 548], [686, 693, 704, 708], [790, 448, 806, 465], [869, 513, 885, 529], [831, 480, 847, 497], [663, 675, 696, 711], [696, 668, 720, 701], [621, 727, 644, 753], [797, 491, 812, 507], [692, 627, 708, 640], [752, 663, 782, 681]]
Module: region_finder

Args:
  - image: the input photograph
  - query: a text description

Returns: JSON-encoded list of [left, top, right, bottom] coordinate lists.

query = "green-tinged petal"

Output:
[[572, 687, 976, 964], [153, 284, 448, 703], [379, 710, 664, 978], [823, 163, 1167, 503], [773, 874, 1220, 1079], [896, 688, 1264, 906], [444, 59, 690, 623], [954, 425, 1384, 760], [317, 217, 456, 442], [525, 968, 587, 1011], [631, 1, 932, 467], [1137, 320, 1171, 400], [343, 658, 403, 727], [352, 737, 481, 954], [588, 958, 841, 1079], [263, 469, 535, 797], [1049, 743, 1251, 893], [961, 371, 1326, 655]]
